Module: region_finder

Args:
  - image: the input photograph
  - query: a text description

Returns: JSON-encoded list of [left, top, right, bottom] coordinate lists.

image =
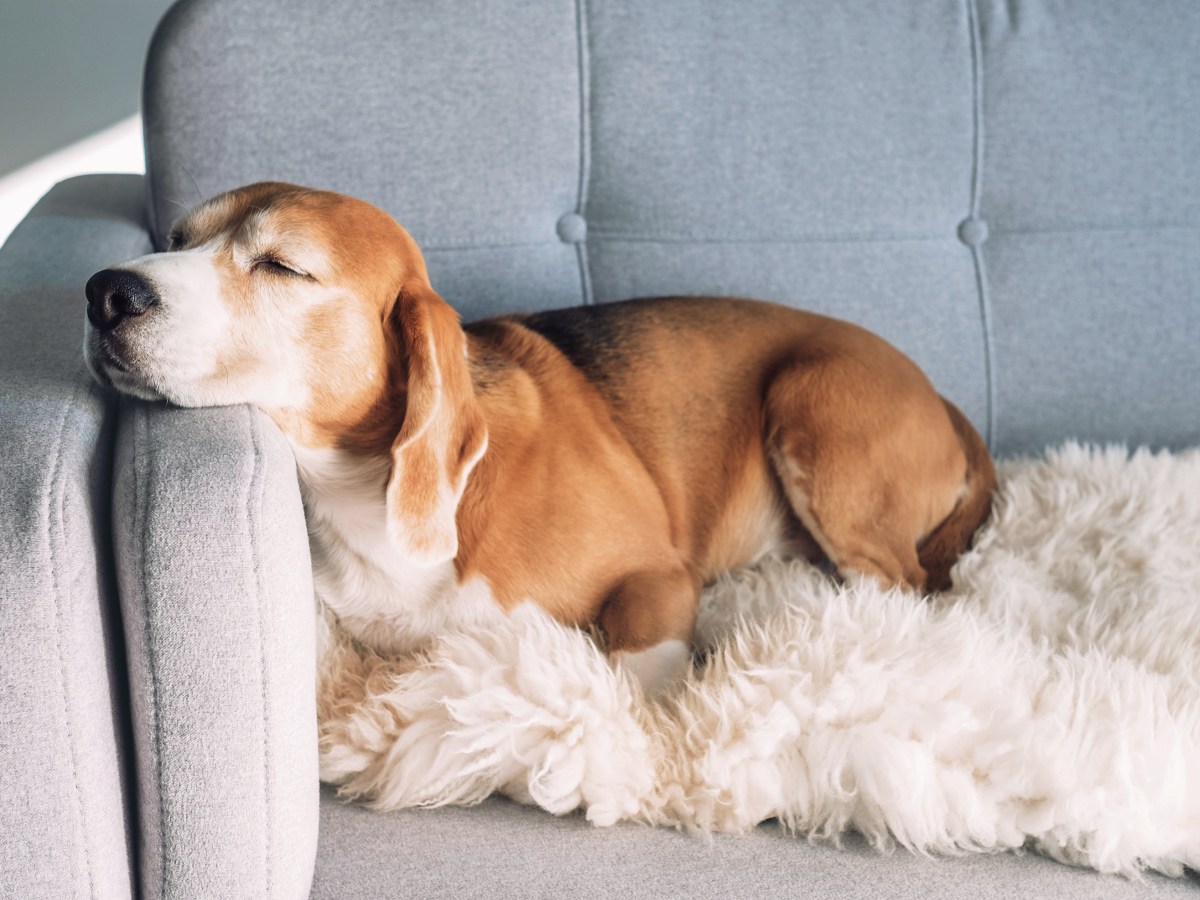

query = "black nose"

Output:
[[85, 269, 159, 332]]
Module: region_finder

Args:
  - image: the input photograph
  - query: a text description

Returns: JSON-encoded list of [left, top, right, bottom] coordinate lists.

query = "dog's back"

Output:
[[468, 295, 995, 595]]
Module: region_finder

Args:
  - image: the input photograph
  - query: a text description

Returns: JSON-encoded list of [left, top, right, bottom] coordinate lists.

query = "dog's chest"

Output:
[[293, 447, 504, 655]]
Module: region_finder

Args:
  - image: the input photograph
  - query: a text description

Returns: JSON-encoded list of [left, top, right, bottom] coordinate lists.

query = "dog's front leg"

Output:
[[602, 566, 698, 699]]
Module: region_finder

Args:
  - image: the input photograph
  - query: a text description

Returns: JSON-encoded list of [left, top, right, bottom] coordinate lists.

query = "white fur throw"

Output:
[[317, 444, 1200, 878]]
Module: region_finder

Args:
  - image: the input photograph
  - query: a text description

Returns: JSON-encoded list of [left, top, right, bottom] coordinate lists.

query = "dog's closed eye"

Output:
[[251, 255, 313, 280]]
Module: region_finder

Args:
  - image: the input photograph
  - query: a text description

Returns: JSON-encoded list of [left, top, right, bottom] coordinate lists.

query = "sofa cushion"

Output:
[[311, 787, 1198, 899]]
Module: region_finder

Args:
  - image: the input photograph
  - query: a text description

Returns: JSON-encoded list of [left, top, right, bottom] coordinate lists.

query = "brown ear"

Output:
[[385, 282, 487, 565]]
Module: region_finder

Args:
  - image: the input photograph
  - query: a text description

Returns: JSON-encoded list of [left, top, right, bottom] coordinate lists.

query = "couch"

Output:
[[2, 0, 1198, 896]]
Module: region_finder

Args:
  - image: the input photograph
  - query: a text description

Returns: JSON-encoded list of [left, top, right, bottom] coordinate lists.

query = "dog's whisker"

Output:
[[180, 163, 203, 205]]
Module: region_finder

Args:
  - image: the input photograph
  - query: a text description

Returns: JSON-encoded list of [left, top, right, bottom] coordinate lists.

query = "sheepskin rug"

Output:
[[317, 443, 1200, 878]]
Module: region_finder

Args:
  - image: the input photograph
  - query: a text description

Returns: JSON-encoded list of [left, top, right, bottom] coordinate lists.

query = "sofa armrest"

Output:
[[112, 400, 318, 900], [0, 175, 151, 899]]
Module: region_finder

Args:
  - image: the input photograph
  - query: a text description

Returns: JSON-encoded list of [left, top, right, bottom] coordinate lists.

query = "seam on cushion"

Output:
[[966, 0, 996, 450], [587, 231, 957, 245], [417, 230, 1016, 250], [135, 402, 169, 899], [85, 374, 138, 897], [45, 377, 98, 900], [989, 222, 1200, 237], [414, 220, 1200, 251], [573, 0, 594, 305], [967, 0, 983, 219], [969, 250, 996, 449], [246, 407, 274, 898]]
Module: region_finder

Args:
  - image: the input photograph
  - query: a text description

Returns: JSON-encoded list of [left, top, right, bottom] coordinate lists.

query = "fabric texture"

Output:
[[312, 787, 1199, 900], [0, 175, 150, 899], [111, 401, 319, 900], [977, 0, 1200, 454]]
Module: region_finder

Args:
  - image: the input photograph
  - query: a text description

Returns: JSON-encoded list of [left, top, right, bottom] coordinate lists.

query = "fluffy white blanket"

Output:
[[317, 444, 1200, 878]]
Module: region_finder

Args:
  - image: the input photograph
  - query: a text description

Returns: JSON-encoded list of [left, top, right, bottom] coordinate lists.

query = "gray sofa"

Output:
[[2, 0, 1198, 897]]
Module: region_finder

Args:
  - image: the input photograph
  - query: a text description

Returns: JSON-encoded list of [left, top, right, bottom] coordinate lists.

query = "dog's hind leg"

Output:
[[768, 441, 927, 590], [763, 351, 970, 594]]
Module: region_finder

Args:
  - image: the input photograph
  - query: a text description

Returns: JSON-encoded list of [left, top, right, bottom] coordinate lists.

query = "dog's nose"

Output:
[[85, 268, 159, 332]]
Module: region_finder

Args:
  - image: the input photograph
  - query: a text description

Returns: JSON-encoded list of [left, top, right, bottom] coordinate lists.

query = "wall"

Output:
[[0, 0, 175, 177]]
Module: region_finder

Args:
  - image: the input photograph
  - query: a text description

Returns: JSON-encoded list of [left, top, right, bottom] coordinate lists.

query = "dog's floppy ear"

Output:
[[385, 281, 487, 566]]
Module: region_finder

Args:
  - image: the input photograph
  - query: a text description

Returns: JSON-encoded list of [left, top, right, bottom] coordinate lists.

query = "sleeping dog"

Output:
[[84, 182, 995, 696]]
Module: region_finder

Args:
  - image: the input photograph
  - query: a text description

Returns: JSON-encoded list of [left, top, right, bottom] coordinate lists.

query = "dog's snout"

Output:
[[85, 268, 159, 332]]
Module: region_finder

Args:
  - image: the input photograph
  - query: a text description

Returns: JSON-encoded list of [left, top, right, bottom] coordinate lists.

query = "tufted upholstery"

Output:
[[144, 0, 1200, 458]]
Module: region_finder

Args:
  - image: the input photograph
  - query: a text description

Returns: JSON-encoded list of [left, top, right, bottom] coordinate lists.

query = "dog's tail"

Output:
[[918, 400, 997, 592]]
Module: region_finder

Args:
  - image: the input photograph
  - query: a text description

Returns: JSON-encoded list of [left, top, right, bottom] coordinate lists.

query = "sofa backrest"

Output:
[[142, 0, 1200, 456]]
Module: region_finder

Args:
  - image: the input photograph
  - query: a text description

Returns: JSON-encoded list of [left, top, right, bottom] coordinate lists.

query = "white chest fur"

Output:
[[292, 445, 505, 655]]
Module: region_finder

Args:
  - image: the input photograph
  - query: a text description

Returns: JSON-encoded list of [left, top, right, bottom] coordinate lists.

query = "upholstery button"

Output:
[[556, 212, 587, 243], [958, 216, 989, 247]]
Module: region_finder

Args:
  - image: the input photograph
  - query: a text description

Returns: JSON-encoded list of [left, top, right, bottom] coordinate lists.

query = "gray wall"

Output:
[[0, 0, 175, 177]]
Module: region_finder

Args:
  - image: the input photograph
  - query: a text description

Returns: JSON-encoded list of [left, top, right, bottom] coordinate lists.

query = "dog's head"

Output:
[[85, 181, 486, 563]]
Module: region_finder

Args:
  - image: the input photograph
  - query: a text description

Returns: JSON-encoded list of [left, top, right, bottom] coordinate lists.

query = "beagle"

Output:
[[84, 182, 996, 696]]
